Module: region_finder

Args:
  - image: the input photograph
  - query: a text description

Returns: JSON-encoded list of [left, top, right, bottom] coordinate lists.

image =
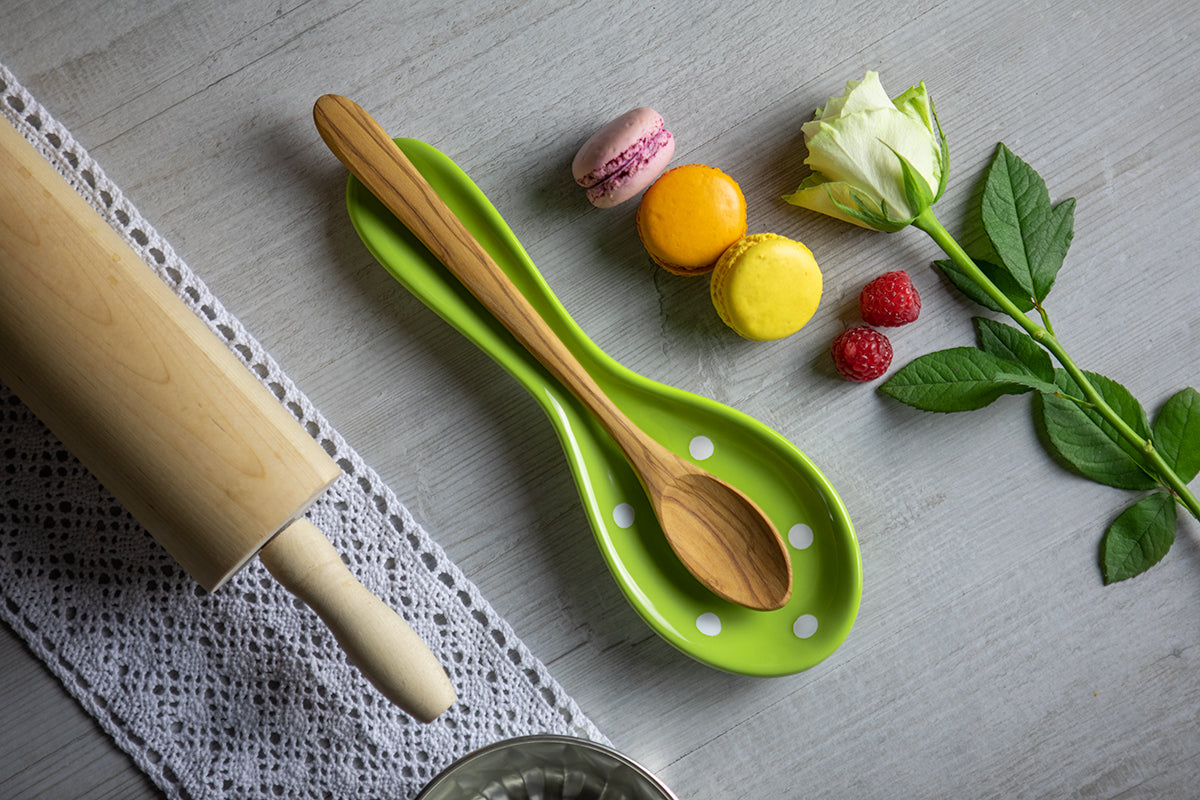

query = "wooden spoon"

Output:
[[313, 95, 791, 611]]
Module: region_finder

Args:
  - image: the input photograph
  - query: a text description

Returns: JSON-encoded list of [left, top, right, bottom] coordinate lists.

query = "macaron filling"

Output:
[[584, 128, 674, 205], [572, 107, 675, 208]]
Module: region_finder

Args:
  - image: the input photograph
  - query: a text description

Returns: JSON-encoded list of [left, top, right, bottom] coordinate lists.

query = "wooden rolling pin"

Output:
[[0, 116, 455, 723]]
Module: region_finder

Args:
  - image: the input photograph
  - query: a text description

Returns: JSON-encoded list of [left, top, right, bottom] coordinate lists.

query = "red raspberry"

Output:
[[831, 326, 893, 381], [859, 270, 921, 326]]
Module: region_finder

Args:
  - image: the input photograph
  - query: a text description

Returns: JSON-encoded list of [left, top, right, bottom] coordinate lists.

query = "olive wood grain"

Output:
[[313, 93, 792, 611], [0, 115, 454, 722]]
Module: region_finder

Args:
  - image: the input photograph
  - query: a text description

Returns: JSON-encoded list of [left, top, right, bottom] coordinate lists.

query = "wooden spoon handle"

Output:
[[313, 94, 640, 455], [259, 518, 456, 723]]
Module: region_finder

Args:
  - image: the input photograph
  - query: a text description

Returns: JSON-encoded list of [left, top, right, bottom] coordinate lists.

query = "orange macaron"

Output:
[[635, 164, 747, 276]]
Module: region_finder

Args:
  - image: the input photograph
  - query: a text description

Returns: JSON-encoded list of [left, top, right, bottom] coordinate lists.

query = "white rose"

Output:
[[785, 72, 947, 231]]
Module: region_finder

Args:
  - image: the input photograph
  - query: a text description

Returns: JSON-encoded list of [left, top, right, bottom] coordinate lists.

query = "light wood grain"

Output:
[[0, 114, 340, 591], [0, 109, 453, 726], [3, 0, 1200, 798], [259, 518, 456, 723]]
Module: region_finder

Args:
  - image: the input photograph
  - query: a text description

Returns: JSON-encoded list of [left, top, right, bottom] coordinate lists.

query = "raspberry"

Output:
[[859, 270, 921, 326], [831, 326, 893, 381]]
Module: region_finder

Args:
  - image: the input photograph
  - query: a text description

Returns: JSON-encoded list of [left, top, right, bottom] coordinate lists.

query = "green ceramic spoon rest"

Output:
[[345, 138, 861, 675]]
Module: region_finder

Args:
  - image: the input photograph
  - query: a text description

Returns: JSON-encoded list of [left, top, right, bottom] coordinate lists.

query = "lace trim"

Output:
[[0, 62, 604, 800]]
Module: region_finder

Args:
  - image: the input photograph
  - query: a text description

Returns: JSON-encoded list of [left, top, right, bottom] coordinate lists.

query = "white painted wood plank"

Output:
[[2, 0, 1198, 797]]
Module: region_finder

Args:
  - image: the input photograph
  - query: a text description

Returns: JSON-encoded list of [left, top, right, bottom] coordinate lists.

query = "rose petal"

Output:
[[803, 107, 939, 222]]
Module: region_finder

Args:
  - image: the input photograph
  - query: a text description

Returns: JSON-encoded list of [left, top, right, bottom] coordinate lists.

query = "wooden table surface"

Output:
[[3, 1, 1199, 797]]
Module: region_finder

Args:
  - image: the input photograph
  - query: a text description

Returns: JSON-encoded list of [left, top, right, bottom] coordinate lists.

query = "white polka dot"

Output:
[[689, 435, 715, 460], [793, 614, 819, 639], [612, 503, 635, 529], [696, 612, 722, 636], [788, 523, 814, 550]]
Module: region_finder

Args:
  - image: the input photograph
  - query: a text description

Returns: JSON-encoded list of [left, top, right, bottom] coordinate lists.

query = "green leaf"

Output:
[[934, 112, 950, 201], [879, 347, 1028, 412], [993, 372, 1060, 395], [1151, 387, 1200, 483], [1034, 369, 1156, 490], [825, 184, 909, 232], [973, 317, 1054, 382], [935, 258, 1035, 314], [1076, 370, 1152, 454], [887, 143, 935, 216], [1100, 491, 1177, 583], [980, 143, 1075, 303]]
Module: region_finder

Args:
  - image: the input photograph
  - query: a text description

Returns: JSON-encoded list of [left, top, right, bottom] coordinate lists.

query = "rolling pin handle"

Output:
[[258, 518, 456, 723]]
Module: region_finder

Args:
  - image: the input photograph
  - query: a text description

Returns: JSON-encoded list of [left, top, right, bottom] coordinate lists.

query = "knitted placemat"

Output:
[[0, 62, 605, 800]]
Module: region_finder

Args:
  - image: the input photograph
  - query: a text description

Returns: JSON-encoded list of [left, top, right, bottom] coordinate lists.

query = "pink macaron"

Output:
[[572, 107, 675, 208]]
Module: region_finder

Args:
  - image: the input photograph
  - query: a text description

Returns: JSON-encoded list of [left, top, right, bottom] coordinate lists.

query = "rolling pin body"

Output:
[[0, 117, 338, 589], [0, 117, 454, 721]]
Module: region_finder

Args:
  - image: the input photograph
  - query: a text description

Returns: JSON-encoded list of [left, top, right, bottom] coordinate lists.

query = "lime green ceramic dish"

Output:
[[344, 138, 861, 676]]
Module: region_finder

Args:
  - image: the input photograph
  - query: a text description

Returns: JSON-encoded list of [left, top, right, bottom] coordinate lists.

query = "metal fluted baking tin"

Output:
[[415, 735, 679, 800]]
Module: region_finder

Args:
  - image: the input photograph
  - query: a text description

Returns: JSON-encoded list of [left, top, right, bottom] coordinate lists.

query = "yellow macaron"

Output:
[[636, 164, 747, 276], [710, 233, 823, 341]]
